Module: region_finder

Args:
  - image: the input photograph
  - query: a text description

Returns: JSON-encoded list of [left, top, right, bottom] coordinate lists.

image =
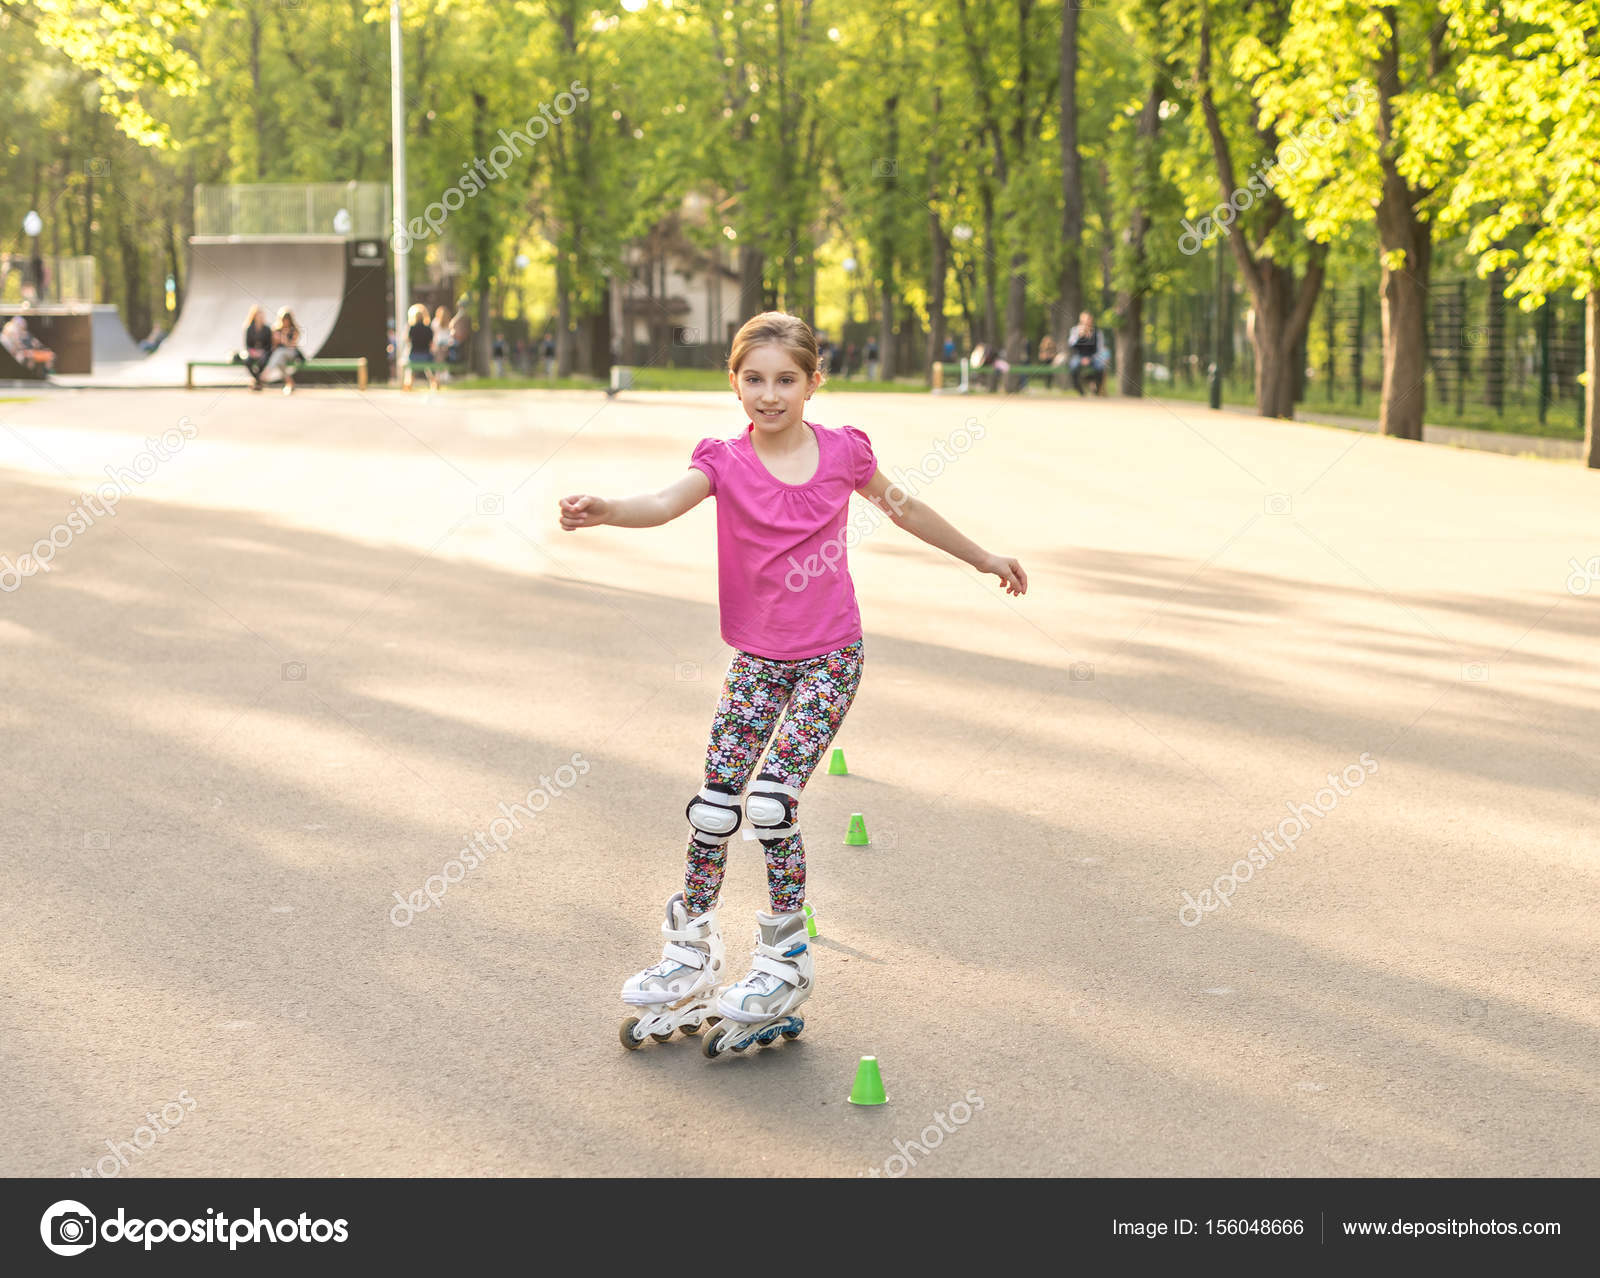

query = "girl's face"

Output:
[[731, 342, 820, 433]]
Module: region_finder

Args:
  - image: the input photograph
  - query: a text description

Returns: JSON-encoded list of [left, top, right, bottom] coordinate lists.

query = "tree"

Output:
[[1246, 1, 1458, 439], [1439, 0, 1600, 467], [1186, 0, 1330, 419]]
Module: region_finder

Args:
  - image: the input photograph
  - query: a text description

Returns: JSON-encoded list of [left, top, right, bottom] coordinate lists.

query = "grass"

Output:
[[422, 364, 1585, 442], [435, 366, 932, 394], [0, 396, 36, 404]]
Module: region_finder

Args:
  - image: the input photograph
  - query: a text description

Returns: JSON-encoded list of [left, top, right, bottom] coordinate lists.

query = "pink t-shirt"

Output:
[[689, 421, 878, 660]]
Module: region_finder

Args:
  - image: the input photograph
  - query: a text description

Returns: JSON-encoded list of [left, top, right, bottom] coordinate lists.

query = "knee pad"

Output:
[[686, 783, 742, 843], [745, 775, 801, 839]]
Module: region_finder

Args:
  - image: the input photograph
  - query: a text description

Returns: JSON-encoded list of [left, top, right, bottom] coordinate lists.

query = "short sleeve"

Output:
[[841, 424, 877, 489], [689, 437, 721, 496]]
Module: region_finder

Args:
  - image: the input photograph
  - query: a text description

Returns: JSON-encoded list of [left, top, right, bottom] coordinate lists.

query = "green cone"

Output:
[[848, 1055, 888, 1106], [828, 748, 849, 775], [802, 902, 818, 938], [844, 813, 869, 846]]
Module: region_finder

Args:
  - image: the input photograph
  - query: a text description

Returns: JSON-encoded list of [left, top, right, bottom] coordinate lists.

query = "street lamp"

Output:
[[22, 210, 42, 302], [333, 208, 352, 236]]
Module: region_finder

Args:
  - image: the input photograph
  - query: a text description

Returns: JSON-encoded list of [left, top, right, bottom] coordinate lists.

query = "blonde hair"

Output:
[[728, 311, 821, 381], [408, 303, 428, 325]]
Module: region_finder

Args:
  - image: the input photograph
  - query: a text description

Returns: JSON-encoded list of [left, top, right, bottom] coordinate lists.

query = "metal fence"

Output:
[[194, 183, 391, 239], [1132, 276, 1587, 433], [0, 254, 95, 304]]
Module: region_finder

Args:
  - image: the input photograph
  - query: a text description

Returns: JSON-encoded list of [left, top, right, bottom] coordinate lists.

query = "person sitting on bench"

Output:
[[1, 315, 54, 374], [1067, 311, 1108, 396], [262, 308, 304, 395], [242, 305, 273, 391]]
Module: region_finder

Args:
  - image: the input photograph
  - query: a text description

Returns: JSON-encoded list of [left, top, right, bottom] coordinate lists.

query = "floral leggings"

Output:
[[684, 639, 864, 916]]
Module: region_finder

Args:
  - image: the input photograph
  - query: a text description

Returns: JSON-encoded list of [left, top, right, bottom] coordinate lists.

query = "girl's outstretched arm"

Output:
[[559, 469, 711, 530], [856, 468, 1028, 597]]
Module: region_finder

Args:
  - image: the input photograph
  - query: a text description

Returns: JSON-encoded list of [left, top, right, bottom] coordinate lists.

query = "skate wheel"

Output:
[[651, 1031, 674, 1043], [680, 1022, 702, 1035], [702, 1027, 726, 1059], [619, 1017, 646, 1051], [731, 1037, 749, 1052], [781, 1022, 803, 1040]]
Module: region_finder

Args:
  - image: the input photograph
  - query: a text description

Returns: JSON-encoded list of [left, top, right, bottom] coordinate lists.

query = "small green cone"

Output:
[[802, 902, 818, 938], [828, 748, 849, 776], [844, 813, 869, 846], [848, 1055, 888, 1106]]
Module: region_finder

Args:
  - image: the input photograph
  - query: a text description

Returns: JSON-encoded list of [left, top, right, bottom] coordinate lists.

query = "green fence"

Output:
[[1131, 277, 1587, 438]]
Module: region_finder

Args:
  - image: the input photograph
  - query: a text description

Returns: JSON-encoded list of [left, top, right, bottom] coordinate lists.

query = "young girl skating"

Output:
[[558, 312, 1027, 1057]]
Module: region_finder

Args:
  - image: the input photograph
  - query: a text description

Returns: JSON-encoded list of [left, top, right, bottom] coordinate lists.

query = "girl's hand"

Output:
[[559, 494, 611, 530], [981, 553, 1028, 597]]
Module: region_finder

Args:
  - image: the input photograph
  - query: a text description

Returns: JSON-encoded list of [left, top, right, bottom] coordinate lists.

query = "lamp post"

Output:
[[389, 0, 409, 384], [23, 210, 43, 303]]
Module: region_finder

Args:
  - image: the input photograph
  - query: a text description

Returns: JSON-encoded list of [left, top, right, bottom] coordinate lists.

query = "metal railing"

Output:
[[0, 254, 96, 304], [194, 183, 391, 239]]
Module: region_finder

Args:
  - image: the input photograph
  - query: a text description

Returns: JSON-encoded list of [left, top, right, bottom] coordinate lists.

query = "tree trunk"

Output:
[[1004, 256, 1027, 382], [1117, 294, 1144, 396], [1374, 5, 1429, 440], [927, 218, 947, 385], [979, 185, 998, 345], [1484, 266, 1505, 410], [1586, 291, 1599, 469], [1055, 1, 1083, 349], [1377, 235, 1430, 439], [738, 245, 764, 321], [1115, 76, 1163, 397], [555, 254, 573, 376], [472, 89, 492, 376], [1252, 259, 1325, 419]]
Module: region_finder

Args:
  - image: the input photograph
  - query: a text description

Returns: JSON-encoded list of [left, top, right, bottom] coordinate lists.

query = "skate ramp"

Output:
[[89, 304, 146, 366], [90, 238, 349, 386]]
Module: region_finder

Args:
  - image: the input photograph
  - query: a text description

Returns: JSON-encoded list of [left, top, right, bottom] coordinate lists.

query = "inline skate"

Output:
[[702, 908, 811, 1057], [620, 892, 725, 1049]]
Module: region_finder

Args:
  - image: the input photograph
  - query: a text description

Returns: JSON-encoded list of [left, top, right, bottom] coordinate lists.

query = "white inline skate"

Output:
[[620, 892, 726, 1049], [702, 908, 812, 1057]]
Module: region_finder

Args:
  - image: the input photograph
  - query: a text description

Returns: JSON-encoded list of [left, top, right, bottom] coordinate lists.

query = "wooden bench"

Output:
[[186, 356, 368, 389], [932, 359, 1067, 392]]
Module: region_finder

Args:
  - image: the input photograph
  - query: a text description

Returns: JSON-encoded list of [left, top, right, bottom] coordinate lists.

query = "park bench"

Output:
[[931, 359, 1068, 392], [186, 356, 368, 389]]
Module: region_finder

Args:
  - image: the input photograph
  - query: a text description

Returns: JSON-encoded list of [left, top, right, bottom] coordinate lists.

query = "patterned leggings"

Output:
[[684, 639, 864, 916]]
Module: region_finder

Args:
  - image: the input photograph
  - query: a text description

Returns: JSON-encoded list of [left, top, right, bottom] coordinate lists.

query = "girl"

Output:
[[262, 308, 303, 395], [403, 303, 439, 391], [558, 311, 1026, 1056], [242, 305, 273, 391]]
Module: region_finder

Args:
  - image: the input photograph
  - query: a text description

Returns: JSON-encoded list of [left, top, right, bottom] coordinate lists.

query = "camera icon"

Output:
[[84, 830, 110, 851], [1069, 661, 1095, 682], [1461, 662, 1489, 682], [282, 661, 307, 681], [1462, 998, 1488, 1020], [675, 661, 700, 681], [85, 157, 109, 177], [873, 157, 898, 177], [477, 493, 504, 515], [1461, 325, 1486, 348], [41, 1200, 97, 1255], [674, 326, 703, 347], [1264, 493, 1292, 516]]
